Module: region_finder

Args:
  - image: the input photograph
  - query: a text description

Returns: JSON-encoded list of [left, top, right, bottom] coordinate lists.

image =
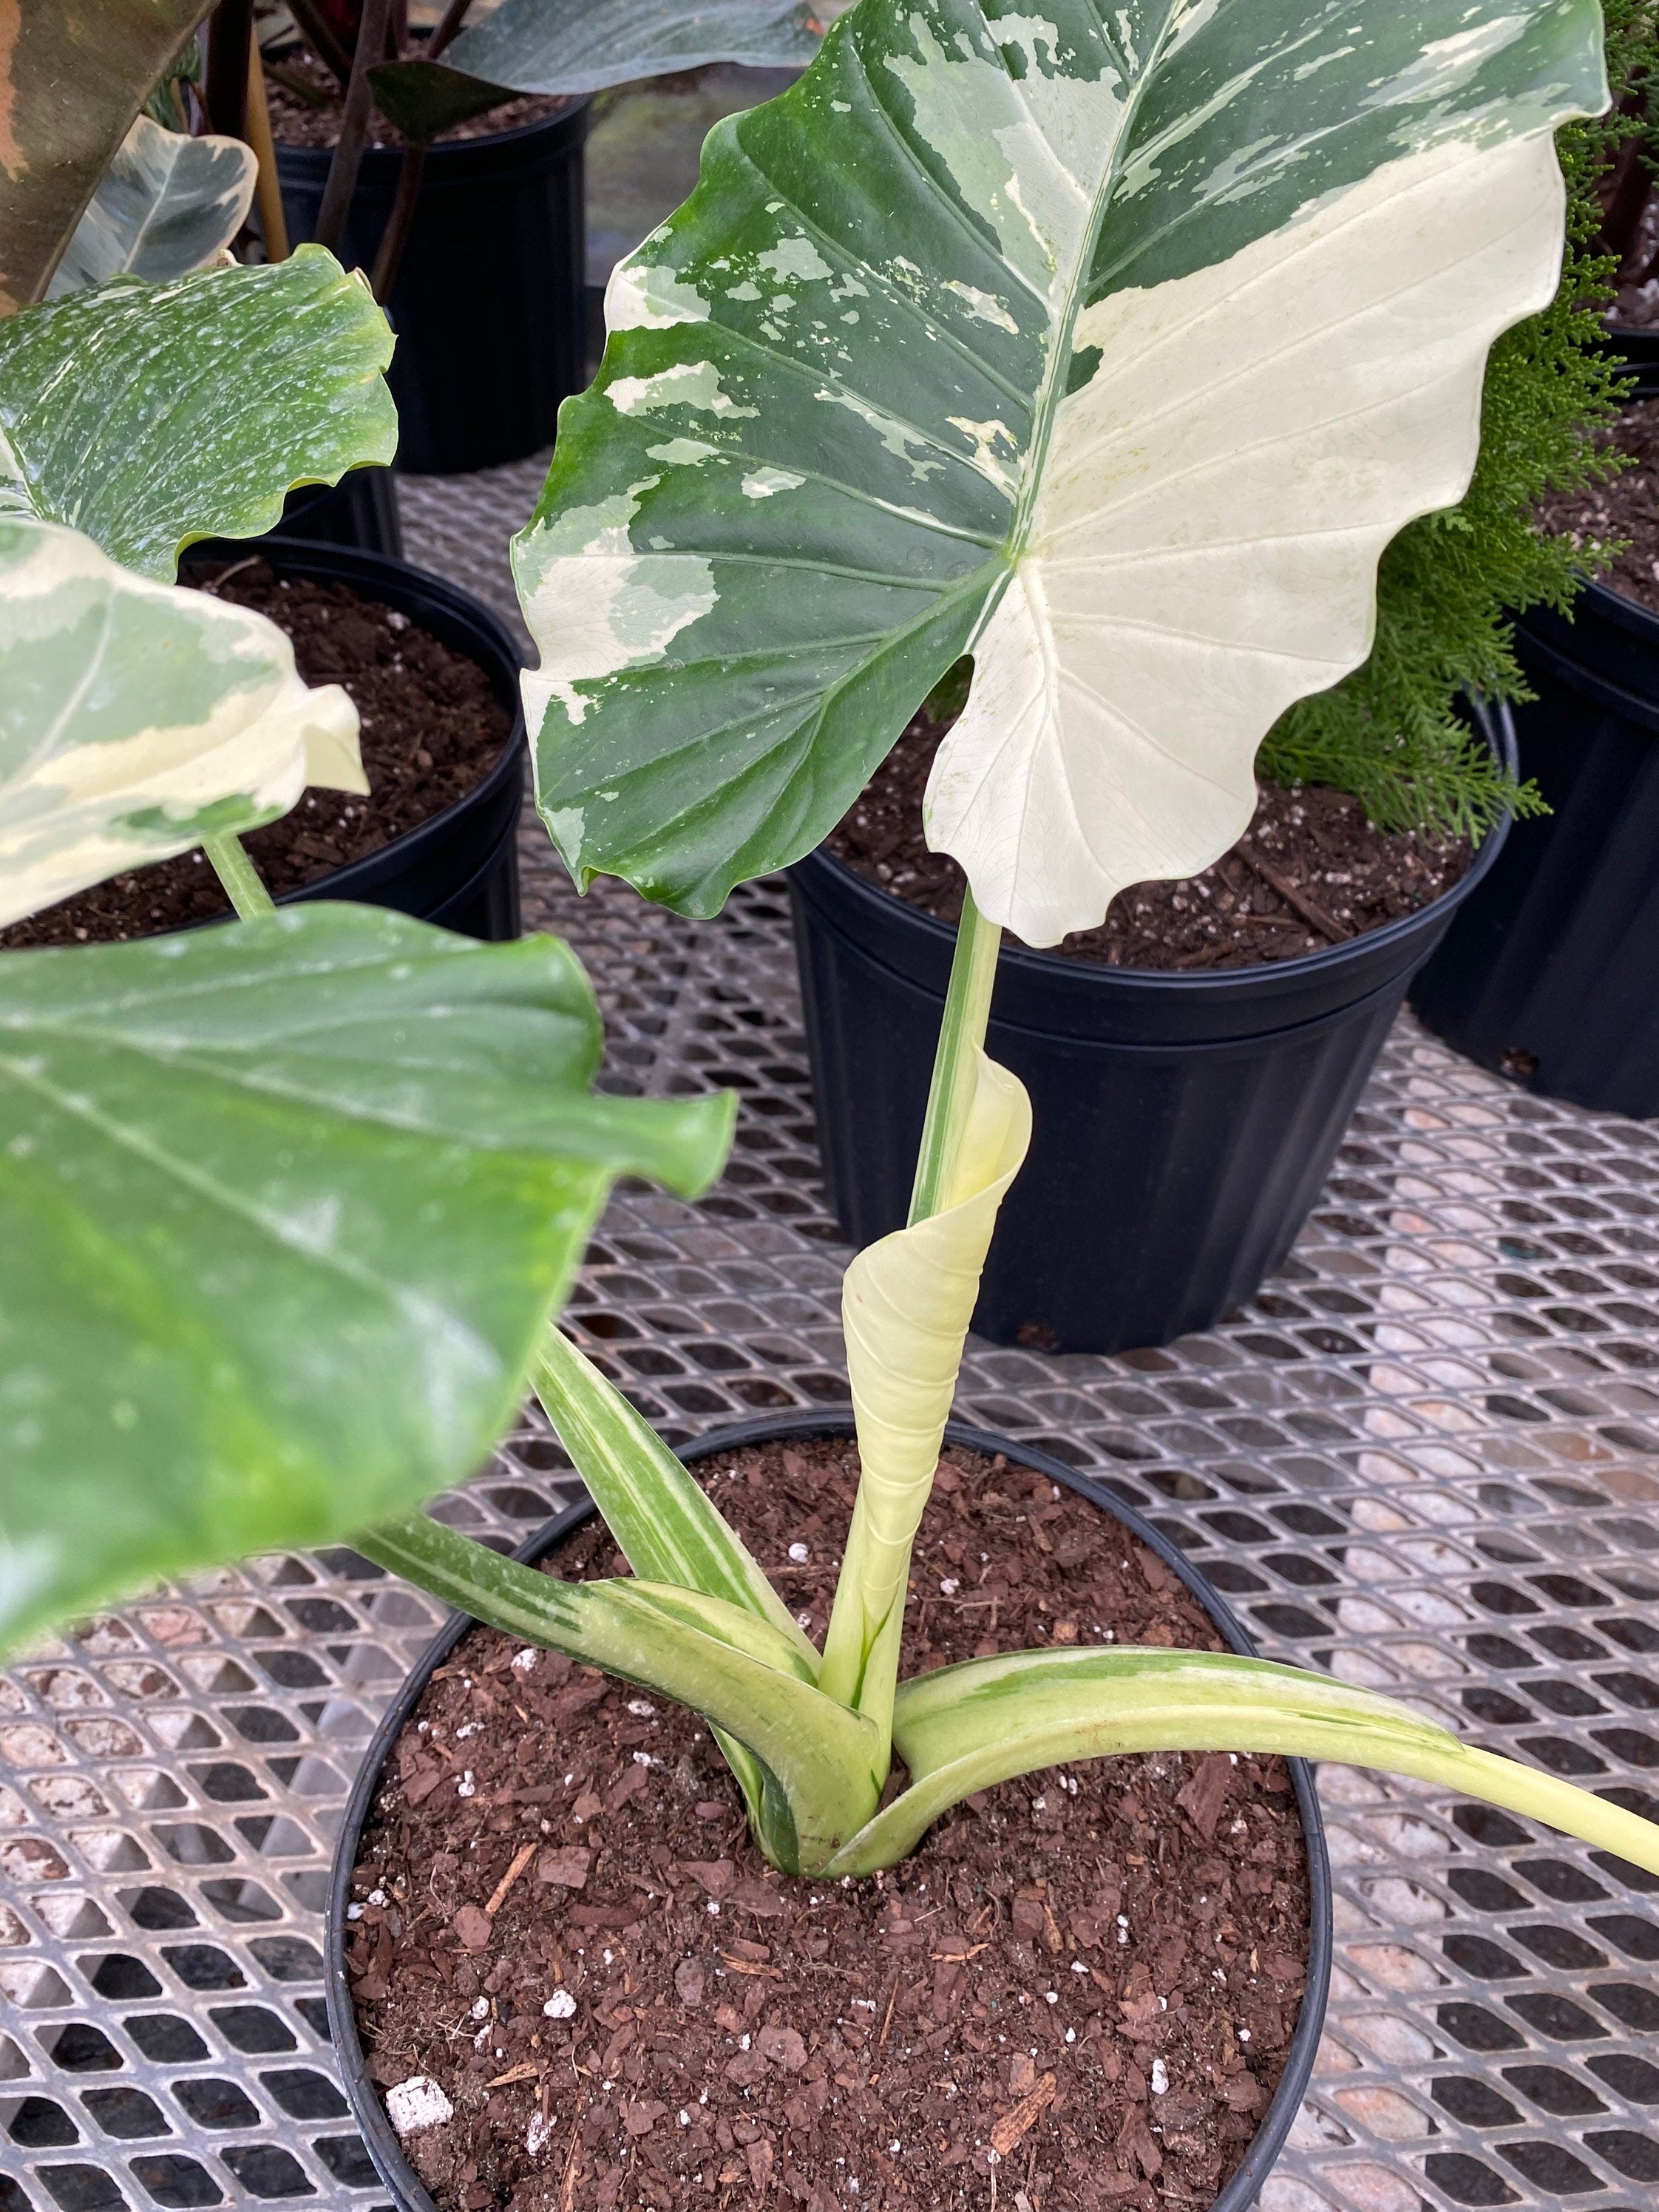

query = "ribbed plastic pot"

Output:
[[278, 103, 588, 475], [790, 701, 1514, 1355], [1409, 585, 1659, 1116], [325, 1411, 1333, 2212], [188, 537, 526, 940]]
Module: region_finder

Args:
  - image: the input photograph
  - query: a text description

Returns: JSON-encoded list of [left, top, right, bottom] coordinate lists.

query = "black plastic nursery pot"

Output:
[[325, 1411, 1334, 2212], [265, 464, 404, 561], [192, 536, 526, 940], [1409, 578, 1659, 1116], [279, 103, 588, 475], [790, 702, 1515, 1357]]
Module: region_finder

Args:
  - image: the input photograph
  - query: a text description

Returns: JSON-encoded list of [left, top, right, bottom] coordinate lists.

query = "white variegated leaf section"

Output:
[[0, 520, 364, 928], [48, 118, 257, 298], [926, 131, 1567, 943]]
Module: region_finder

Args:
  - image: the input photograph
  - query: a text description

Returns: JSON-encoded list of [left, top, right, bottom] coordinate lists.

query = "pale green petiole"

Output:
[[203, 832, 277, 920], [532, 1325, 819, 1839], [355, 1507, 881, 1874], [906, 885, 1002, 1227], [821, 1646, 1659, 1877]]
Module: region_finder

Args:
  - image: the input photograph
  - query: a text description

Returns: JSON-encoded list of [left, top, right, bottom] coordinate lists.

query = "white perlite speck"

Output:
[[543, 1988, 577, 2020], [788, 1542, 810, 1562], [512, 1648, 537, 1672], [526, 2110, 556, 2159], [1150, 2060, 1170, 2096], [386, 2077, 452, 2138]]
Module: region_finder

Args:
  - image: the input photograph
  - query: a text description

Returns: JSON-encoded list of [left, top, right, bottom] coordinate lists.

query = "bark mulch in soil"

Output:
[[0, 559, 512, 951], [829, 707, 1470, 971], [1536, 393, 1659, 619], [349, 1437, 1312, 2212], [266, 44, 575, 149]]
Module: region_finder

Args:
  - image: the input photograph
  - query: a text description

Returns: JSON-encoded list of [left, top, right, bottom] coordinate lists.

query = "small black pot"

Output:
[[325, 1411, 1334, 2212], [791, 702, 1514, 1357], [193, 537, 526, 940], [1599, 325, 1659, 398], [263, 467, 404, 561], [1410, 583, 1659, 1116], [279, 103, 588, 475]]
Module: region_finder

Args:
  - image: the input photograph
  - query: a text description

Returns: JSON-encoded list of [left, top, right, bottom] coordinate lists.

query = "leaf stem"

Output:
[[203, 834, 277, 920], [908, 886, 1001, 1225], [313, 0, 395, 259]]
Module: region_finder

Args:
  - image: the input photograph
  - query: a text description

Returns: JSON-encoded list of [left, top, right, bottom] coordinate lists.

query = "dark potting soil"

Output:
[[827, 708, 1471, 970], [0, 560, 511, 951], [1536, 393, 1659, 617], [266, 44, 575, 149], [350, 1437, 1312, 2212]]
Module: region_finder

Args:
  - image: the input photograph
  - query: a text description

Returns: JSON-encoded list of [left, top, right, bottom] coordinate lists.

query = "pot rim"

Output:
[[325, 1411, 1334, 2212], [794, 695, 1517, 997], [272, 95, 590, 170], [184, 534, 526, 909]]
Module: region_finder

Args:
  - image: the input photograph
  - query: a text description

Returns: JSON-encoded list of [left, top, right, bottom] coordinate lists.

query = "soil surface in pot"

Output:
[[828, 705, 1470, 970], [267, 44, 575, 147], [349, 1437, 1312, 2212], [0, 559, 512, 951], [1536, 393, 1659, 617]]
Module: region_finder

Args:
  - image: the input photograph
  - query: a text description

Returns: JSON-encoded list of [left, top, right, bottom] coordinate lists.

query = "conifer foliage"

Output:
[[1258, 1, 1659, 839]]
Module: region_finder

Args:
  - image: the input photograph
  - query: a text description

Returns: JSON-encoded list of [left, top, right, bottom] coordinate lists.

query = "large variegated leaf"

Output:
[[0, 0, 212, 313], [0, 518, 362, 929], [0, 907, 734, 1655], [519, 0, 1605, 946], [48, 117, 256, 298], [0, 247, 396, 580], [818, 1051, 1028, 1726], [368, 0, 827, 141]]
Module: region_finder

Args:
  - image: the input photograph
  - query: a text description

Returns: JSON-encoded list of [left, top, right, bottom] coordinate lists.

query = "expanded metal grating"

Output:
[[2, 466, 1658, 2212]]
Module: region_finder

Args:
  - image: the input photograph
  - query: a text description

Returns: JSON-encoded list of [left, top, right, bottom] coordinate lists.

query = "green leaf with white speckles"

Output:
[[0, 905, 734, 1657], [520, 0, 1606, 946], [0, 518, 364, 929], [0, 247, 396, 581], [47, 116, 256, 298]]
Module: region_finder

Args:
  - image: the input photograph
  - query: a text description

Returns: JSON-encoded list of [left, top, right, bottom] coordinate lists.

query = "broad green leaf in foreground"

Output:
[[0, 906, 734, 1655], [48, 116, 257, 298], [0, 247, 396, 580], [0, 518, 362, 929], [519, 0, 1606, 946], [368, 0, 828, 141], [0, 0, 212, 313]]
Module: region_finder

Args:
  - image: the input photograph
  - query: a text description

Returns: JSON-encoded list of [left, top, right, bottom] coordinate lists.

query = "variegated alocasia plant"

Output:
[[8, 0, 1659, 1932]]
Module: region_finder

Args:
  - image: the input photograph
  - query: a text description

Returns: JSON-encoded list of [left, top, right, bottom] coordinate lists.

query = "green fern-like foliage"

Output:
[[1258, 2, 1657, 839]]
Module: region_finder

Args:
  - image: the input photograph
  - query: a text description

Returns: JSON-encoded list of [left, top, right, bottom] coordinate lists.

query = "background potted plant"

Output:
[[8, 7, 1659, 2211], [1406, 0, 1659, 1114], [231, 0, 832, 476], [786, 1, 1652, 1352]]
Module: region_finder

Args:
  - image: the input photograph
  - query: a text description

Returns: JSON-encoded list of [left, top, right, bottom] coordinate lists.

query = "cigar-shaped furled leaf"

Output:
[[0, 518, 362, 927], [520, 0, 1604, 944], [0, 249, 396, 580], [818, 1646, 1659, 1877], [818, 1053, 1029, 1745], [48, 117, 256, 297], [356, 1512, 881, 1874]]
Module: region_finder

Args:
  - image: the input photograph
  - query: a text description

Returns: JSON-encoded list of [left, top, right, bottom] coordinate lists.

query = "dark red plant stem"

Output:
[[370, 143, 426, 300], [312, 0, 394, 258], [204, 0, 255, 142], [370, 0, 477, 303], [285, 0, 358, 89]]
